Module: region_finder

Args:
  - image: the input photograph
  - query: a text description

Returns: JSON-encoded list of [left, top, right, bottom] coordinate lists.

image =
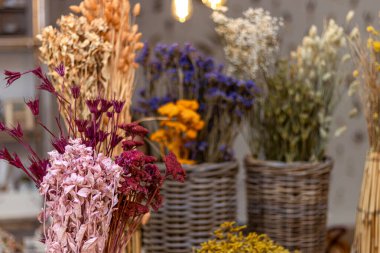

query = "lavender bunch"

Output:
[[135, 43, 257, 163]]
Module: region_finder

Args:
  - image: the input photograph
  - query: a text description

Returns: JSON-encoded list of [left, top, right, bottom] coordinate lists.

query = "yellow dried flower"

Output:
[[151, 100, 204, 165], [367, 26, 379, 35], [158, 102, 180, 117], [353, 70, 359, 77], [373, 41, 380, 52], [198, 222, 290, 253]]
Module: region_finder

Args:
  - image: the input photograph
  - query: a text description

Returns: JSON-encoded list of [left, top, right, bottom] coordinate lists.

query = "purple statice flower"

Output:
[[136, 41, 150, 65]]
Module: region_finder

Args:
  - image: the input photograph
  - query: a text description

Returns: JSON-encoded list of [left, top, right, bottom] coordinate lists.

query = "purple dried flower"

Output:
[[110, 133, 123, 149], [101, 99, 113, 113], [86, 99, 101, 114], [70, 85, 80, 99], [75, 119, 88, 132], [54, 63, 65, 77], [4, 70, 21, 86], [26, 99, 40, 116], [107, 111, 114, 118], [97, 130, 109, 142], [112, 100, 125, 113]]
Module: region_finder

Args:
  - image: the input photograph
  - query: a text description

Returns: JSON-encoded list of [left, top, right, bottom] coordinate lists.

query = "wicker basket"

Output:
[[245, 156, 333, 253], [143, 161, 238, 253]]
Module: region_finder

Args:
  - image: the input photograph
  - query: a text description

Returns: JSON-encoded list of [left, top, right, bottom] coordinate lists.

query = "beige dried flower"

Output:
[[38, 14, 112, 118]]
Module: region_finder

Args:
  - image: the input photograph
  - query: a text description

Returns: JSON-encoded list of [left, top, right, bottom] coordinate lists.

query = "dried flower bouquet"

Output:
[[349, 15, 380, 253], [38, 0, 143, 124], [213, 7, 349, 162], [135, 43, 257, 163], [3, 66, 185, 253]]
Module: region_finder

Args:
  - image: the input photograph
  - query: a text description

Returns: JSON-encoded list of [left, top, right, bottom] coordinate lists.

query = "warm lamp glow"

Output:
[[172, 0, 193, 23], [202, 0, 227, 10]]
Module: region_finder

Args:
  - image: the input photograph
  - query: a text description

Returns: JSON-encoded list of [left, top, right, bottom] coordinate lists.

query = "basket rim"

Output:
[[159, 160, 239, 176], [244, 155, 333, 174]]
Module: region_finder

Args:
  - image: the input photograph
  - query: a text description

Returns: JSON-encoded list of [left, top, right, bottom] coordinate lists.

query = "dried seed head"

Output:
[[70, 5, 81, 13], [133, 3, 141, 17]]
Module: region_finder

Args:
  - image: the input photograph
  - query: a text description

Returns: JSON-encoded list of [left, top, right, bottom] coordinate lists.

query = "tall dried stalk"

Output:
[[39, 0, 143, 130], [70, 0, 143, 124], [350, 22, 380, 252]]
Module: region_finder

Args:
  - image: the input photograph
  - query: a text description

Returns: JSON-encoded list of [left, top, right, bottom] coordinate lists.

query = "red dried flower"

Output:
[[0, 148, 12, 161], [10, 123, 23, 138], [26, 98, 40, 116], [31, 67, 44, 79], [164, 152, 185, 183], [4, 70, 21, 86], [51, 136, 68, 154], [54, 63, 65, 77], [122, 140, 144, 150], [39, 78, 56, 93], [0, 122, 6, 131]]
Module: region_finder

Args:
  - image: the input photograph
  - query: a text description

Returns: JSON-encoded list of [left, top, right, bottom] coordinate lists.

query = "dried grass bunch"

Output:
[[38, 15, 112, 118], [213, 7, 350, 162], [247, 20, 349, 162], [349, 13, 380, 253], [349, 23, 380, 151], [38, 0, 144, 123]]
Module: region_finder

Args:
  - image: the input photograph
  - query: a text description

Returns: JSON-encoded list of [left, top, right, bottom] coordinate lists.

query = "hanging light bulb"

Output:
[[202, 0, 227, 10], [172, 0, 193, 23]]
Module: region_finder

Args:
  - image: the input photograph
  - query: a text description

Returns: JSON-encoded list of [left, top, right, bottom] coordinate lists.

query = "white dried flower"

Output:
[[346, 10, 355, 23], [211, 7, 282, 79]]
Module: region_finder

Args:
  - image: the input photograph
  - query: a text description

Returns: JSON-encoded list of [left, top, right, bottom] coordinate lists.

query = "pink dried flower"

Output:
[[40, 139, 122, 253]]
